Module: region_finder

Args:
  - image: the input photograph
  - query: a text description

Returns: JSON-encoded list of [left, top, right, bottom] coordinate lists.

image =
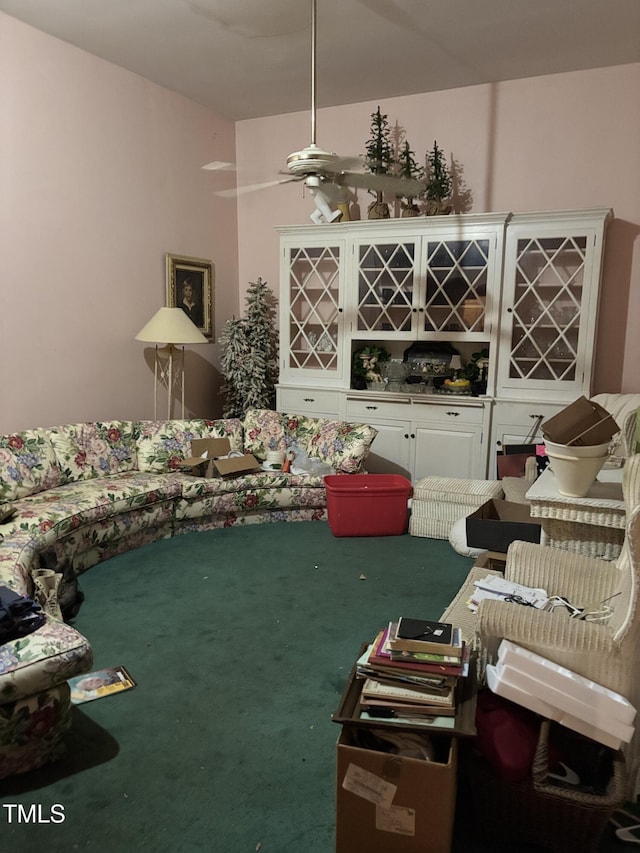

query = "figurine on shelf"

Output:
[[351, 345, 390, 389]]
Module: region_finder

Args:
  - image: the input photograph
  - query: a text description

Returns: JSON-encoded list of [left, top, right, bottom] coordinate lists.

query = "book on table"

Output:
[[366, 628, 466, 679], [364, 634, 461, 681], [359, 707, 457, 727], [384, 622, 463, 663], [360, 678, 456, 714], [360, 699, 457, 718], [388, 617, 463, 656]]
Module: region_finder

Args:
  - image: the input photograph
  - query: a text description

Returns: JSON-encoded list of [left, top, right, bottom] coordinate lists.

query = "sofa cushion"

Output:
[[136, 419, 244, 473], [48, 421, 137, 482], [0, 430, 63, 501], [243, 409, 377, 473], [176, 481, 327, 522], [0, 472, 182, 541], [178, 470, 326, 500], [0, 617, 92, 704]]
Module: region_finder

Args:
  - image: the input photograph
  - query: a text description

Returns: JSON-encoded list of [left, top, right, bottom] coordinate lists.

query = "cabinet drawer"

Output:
[[493, 401, 565, 427], [277, 387, 340, 417], [411, 399, 486, 426], [345, 395, 412, 422]]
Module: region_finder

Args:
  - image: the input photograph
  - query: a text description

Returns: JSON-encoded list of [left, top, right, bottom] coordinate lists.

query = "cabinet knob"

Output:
[[338, 308, 343, 313], [529, 413, 544, 419], [507, 307, 513, 313], [404, 433, 409, 439], [411, 433, 415, 439], [303, 397, 315, 402], [446, 411, 460, 417], [365, 405, 378, 411]]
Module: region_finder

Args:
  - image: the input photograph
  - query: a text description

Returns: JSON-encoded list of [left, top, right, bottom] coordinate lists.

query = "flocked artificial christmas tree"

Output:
[[424, 140, 453, 215], [364, 106, 394, 219], [220, 277, 279, 418], [396, 140, 424, 216]]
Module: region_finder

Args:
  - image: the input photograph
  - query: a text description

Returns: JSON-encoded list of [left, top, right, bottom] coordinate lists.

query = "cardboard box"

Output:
[[497, 641, 636, 726], [466, 499, 541, 553], [180, 438, 261, 478], [473, 550, 507, 573], [485, 664, 631, 751], [336, 727, 457, 853], [541, 396, 619, 446]]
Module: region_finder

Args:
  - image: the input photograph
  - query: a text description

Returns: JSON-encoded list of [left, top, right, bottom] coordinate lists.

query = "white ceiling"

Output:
[[1, 0, 639, 122]]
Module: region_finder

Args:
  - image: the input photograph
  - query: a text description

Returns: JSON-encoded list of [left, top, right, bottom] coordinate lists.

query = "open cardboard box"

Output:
[[180, 437, 261, 478], [336, 727, 457, 853], [542, 396, 619, 446], [466, 498, 541, 553]]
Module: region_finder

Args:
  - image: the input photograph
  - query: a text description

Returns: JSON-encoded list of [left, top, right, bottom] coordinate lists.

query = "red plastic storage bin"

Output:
[[324, 474, 413, 537]]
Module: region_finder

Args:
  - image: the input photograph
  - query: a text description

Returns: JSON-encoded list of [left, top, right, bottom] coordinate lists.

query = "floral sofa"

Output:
[[0, 409, 377, 779]]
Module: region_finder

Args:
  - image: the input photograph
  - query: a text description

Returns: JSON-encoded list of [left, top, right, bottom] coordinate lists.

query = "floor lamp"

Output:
[[135, 307, 208, 419]]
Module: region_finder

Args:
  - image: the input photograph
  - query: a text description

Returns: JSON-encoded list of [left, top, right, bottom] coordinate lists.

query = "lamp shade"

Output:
[[135, 307, 208, 345]]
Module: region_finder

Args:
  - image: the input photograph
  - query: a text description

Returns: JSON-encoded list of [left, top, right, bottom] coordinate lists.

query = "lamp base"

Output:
[[153, 344, 185, 420]]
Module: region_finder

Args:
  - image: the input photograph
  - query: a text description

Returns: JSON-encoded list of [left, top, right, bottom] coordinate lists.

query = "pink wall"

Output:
[[0, 13, 239, 433], [233, 64, 640, 395], [2, 12, 638, 439]]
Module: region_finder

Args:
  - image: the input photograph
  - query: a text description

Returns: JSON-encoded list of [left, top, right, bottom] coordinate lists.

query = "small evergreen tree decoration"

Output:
[[425, 140, 453, 215], [243, 277, 279, 410], [364, 106, 394, 218], [219, 277, 279, 418], [396, 140, 424, 216], [219, 317, 251, 418]]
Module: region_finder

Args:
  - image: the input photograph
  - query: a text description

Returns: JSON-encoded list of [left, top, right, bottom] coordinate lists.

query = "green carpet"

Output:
[[0, 522, 631, 851]]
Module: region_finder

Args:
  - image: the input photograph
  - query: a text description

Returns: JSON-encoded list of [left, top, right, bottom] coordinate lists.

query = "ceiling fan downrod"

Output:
[[310, 0, 317, 147]]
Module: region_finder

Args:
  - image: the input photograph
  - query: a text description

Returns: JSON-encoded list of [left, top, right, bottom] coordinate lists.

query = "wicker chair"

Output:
[[476, 453, 640, 799], [590, 392, 640, 457]]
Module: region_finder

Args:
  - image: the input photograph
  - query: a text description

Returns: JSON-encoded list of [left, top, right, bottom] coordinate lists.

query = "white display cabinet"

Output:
[[276, 209, 612, 484]]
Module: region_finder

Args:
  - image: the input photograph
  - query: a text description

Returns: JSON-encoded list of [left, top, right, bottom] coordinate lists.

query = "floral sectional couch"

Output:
[[0, 408, 377, 779]]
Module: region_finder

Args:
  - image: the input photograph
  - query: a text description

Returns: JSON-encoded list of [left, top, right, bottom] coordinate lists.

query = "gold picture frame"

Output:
[[166, 252, 214, 340]]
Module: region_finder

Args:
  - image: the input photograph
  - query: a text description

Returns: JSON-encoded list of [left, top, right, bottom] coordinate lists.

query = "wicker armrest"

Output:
[[505, 540, 619, 603], [477, 597, 614, 660]]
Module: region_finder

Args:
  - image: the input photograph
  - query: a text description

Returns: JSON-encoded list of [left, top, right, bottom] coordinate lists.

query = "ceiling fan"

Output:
[[211, 0, 426, 222]]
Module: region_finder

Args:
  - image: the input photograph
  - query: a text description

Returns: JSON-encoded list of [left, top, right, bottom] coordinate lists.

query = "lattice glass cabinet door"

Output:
[[351, 219, 503, 342], [354, 240, 417, 335], [497, 210, 612, 401], [422, 237, 492, 337], [279, 238, 346, 385]]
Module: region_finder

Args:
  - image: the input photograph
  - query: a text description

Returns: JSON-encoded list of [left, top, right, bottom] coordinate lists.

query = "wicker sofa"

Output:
[[0, 409, 377, 779]]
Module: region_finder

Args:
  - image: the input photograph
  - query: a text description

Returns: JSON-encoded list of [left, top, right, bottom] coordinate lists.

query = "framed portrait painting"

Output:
[[166, 253, 214, 340]]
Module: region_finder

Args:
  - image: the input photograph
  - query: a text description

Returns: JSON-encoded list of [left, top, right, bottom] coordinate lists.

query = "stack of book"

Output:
[[355, 617, 468, 727]]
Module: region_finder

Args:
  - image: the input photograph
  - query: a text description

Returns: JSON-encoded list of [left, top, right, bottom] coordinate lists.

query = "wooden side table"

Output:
[[525, 465, 625, 560]]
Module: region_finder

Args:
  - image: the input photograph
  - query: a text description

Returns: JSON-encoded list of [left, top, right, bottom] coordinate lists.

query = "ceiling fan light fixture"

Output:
[[286, 143, 340, 177]]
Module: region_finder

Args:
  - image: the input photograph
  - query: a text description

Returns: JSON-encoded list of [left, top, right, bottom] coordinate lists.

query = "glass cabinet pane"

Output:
[[355, 242, 415, 333], [508, 236, 586, 381], [287, 246, 341, 372], [423, 239, 489, 333]]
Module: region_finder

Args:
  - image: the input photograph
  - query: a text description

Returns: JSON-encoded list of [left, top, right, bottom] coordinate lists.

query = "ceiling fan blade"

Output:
[[332, 154, 364, 171], [339, 172, 426, 196], [215, 177, 296, 198]]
